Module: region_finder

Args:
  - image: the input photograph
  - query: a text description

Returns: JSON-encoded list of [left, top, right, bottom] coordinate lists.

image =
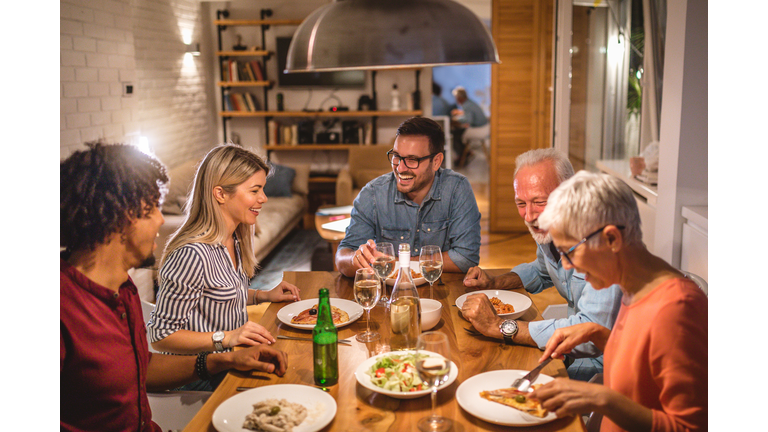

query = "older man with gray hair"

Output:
[[461, 148, 623, 382]]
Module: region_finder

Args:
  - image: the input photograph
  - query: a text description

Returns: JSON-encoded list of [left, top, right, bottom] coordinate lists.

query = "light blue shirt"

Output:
[[455, 98, 488, 127], [513, 242, 623, 380], [432, 95, 452, 116], [339, 168, 481, 272]]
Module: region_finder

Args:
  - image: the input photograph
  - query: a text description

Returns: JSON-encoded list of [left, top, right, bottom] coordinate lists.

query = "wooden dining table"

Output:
[[182, 269, 586, 432]]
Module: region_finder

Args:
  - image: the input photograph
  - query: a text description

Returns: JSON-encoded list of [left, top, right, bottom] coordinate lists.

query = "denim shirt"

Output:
[[339, 168, 481, 272], [513, 242, 623, 359]]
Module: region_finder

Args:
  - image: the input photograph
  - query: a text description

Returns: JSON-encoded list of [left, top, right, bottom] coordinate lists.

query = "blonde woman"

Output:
[[147, 144, 300, 390], [530, 171, 707, 431]]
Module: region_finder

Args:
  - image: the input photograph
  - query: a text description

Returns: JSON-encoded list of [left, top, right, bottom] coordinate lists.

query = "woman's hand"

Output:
[[261, 280, 301, 303], [529, 378, 606, 418], [539, 322, 610, 363], [224, 321, 276, 347]]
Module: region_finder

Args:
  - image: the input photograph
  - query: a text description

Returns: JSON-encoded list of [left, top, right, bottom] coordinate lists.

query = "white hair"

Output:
[[514, 148, 575, 184], [538, 171, 643, 247]]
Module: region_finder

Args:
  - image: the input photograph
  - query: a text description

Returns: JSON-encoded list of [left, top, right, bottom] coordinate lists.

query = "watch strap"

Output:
[[212, 331, 225, 351]]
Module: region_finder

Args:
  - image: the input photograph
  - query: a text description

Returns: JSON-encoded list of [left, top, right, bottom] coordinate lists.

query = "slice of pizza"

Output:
[[479, 385, 548, 418], [291, 305, 350, 325]]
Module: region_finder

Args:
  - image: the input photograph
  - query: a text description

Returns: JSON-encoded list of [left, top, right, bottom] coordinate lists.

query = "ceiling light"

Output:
[[285, 0, 499, 72]]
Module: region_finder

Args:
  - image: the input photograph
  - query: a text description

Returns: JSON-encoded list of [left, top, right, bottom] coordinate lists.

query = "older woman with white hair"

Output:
[[529, 171, 707, 432]]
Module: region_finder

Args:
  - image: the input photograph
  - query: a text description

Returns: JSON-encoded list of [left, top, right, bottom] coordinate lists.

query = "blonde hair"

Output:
[[538, 171, 643, 247], [160, 144, 270, 278]]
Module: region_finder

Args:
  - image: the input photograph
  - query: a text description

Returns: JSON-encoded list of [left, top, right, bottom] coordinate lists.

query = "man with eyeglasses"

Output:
[[335, 116, 481, 277], [460, 148, 622, 382]]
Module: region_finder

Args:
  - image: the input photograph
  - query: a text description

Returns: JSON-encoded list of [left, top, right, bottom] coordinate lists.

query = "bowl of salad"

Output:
[[354, 350, 459, 399]]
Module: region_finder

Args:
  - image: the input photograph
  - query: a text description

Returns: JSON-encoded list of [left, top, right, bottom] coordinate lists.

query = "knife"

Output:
[[277, 335, 352, 345], [511, 358, 552, 392]]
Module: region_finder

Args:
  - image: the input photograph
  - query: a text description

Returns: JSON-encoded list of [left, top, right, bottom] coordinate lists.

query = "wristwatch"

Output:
[[499, 320, 518, 345], [212, 331, 225, 351]]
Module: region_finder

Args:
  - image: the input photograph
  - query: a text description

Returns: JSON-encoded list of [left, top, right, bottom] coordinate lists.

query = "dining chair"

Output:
[[681, 271, 708, 297], [140, 300, 212, 431], [458, 123, 490, 167]]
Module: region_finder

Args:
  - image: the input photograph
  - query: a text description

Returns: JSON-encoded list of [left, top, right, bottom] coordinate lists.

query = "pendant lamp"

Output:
[[285, 0, 500, 72]]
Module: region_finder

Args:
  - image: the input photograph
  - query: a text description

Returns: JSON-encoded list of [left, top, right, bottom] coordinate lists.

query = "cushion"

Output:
[[264, 164, 296, 197], [163, 160, 199, 215], [290, 164, 310, 195]]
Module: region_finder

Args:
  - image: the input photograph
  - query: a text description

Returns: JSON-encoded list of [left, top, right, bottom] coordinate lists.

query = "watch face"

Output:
[[501, 320, 517, 335], [213, 331, 225, 342]]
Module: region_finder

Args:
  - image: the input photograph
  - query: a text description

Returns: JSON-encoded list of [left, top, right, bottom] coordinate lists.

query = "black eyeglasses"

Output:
[[387, 149, 439, 169], [557, 225, 625, 266]]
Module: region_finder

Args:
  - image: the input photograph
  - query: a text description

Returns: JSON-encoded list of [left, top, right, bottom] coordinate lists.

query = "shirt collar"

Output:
[[60, 258, 138, 308], [392, 168, 444, 205]]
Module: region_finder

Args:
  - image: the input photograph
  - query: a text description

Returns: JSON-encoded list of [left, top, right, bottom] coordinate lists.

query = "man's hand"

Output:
[[220, 346, 288, 377], [463, 266, 494, 290], [460, 293, 503, 338], [262, 280, 301, 303]]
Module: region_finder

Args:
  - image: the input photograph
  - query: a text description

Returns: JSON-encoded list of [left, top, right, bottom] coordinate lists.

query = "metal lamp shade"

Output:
[[285, 0, 500, 72]]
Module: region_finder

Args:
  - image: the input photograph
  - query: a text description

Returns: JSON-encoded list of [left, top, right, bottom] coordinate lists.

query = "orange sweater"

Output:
[[602, 278, 707, 431]]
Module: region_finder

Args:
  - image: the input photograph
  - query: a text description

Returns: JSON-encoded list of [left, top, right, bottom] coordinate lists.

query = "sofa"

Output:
[[131, 158, 310, 303], [335, 145, 392, 206]]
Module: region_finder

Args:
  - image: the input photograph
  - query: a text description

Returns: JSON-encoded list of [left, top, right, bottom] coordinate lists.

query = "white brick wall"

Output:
[[60, 0, 217, 169]]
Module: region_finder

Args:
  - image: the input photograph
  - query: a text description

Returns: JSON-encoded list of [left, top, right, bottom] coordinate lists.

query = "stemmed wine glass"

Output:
[[415, 331, 453, 432], [353, 268, 381, 342], [371, 242, 395, 304], [419, 245, 443, 299]]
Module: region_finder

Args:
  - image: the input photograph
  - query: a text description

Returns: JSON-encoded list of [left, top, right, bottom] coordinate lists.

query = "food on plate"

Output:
[[479, 384, 548, 418], [387, 267, 423, 280], [242, 398, 307, 431], [291, 304, 350, 325], [490, 297, 515, 314], [366, 352, 428, 392]]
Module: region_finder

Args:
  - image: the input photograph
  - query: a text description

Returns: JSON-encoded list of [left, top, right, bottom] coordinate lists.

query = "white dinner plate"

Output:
[[276, 298, 363, 330], [455, 290, 532, 320], [212, 384, 336, 432], [385, 261, 428, 286], [354, 350, 459, 399], [455, 369, 558, 426]]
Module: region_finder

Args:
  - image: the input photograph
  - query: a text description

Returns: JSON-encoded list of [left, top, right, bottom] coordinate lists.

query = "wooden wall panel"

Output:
[[490, 0, 554, 232]]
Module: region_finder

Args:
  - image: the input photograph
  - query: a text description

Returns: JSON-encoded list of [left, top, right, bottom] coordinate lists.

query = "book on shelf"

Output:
[[251, 60, 265, 81], [244, 62, 256, 81], [241, 93, 254, 111], [245, 92, 260, 111], [268, 120, 279, 144]]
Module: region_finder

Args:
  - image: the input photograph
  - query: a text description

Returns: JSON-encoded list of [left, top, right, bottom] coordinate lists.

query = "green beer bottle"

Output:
[[313, 288, 338, 386]]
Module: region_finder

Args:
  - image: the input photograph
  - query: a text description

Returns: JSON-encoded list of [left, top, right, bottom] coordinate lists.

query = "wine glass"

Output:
[[353, 268, 381, 342], [419, 245, 443, 299], [371, 242, 395, 304], [415, 331, 453, 432]]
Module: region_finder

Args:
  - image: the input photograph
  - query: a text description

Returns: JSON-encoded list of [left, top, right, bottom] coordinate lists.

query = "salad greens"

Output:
[[366, 352, 427, 392]]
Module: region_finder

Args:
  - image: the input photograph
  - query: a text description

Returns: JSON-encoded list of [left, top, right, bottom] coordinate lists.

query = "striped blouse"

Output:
[[147, 235, 249, 352]]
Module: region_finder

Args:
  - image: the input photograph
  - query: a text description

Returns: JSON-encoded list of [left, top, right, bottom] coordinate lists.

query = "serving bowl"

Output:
[[420, 298, 442, 330]]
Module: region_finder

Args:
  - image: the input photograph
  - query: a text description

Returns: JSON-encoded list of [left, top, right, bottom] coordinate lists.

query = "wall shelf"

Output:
[[218, 81, 271, 87], [216, 50, 270, 57], [221, 110, 422, 118], [214, 19, 303, 27]]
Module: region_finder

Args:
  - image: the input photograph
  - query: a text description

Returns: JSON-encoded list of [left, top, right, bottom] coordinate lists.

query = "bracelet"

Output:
[[195, 352, 212, 381], [254, 289, 260, 305]]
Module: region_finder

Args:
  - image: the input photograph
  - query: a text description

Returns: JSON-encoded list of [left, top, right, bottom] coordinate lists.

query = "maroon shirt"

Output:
[[60, 259, 161, 432]]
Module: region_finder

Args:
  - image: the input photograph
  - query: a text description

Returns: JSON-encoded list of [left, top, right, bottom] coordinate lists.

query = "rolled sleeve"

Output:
[[512, 248, 553, 295], [147, 247, 205, 343], [528, 283, 623, 357]]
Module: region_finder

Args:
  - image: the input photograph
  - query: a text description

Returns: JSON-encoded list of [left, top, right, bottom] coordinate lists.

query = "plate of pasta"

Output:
[[455, 290, 532, 320]]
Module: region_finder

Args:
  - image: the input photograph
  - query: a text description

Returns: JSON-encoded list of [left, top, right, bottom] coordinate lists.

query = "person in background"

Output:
[[530, 171, 707, 431], [431, 82, 452, 117], [335, 116, 481, 277], [461, 148, 622, 382], [147, 144, 300, 390], [61, 143, 288, 432], [450, 85, 489, 162]]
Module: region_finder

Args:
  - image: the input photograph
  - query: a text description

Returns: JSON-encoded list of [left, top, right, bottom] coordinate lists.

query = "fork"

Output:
[[462, 326, 483, 337]]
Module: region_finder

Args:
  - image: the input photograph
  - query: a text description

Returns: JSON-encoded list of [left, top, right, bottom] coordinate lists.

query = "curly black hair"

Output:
[[60, 142, 169, 254]]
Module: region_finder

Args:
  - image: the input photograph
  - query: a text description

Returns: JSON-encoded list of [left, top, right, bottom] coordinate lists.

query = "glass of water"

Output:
[[416, 331, 453, 432], [419, 245, 443, 299], [371, 242, 395, 304], [353, 268, 381, 342]]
